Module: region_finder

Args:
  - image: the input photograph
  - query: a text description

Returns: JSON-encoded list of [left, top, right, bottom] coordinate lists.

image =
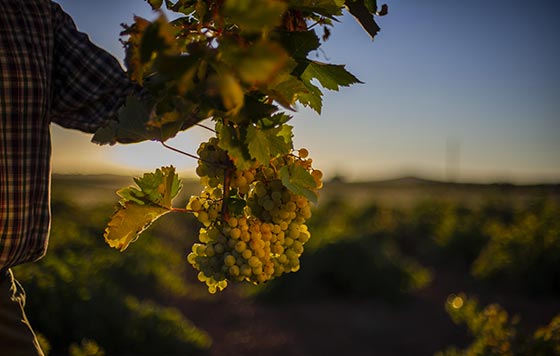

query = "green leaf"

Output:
[[267, 74, 309, 109], [216, 123, 253, 170], [246, 125, 293, 164], [276, 30, 321, 59], [105, 166, 182, 251], [92, 95, 157, 145], [301, 61, 362, 91], [147, 96, 200, 142], [277, 124, 294, 145], [154, 55, 199, 82], [259, 113, 292, 129], [280, 165, 318, 203], [219, 73, 245, 115], [227, 196, 247, 217], [123, 166, 182, 207], [231, 95, 278, 125], [145, 0, 163, 10], [296, 81, 323, 114], [140, 16, 178, 63], [364, 0, 379, 13], [346, 0, 382, 40], [220, 40, 289, 84], [223, 0, 288, 33], [92, 120, 119, 145], [288, 0, 344, 18]]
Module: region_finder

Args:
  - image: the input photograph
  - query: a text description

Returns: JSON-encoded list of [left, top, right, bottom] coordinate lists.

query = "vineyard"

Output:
[[13, 175, 560, 356]]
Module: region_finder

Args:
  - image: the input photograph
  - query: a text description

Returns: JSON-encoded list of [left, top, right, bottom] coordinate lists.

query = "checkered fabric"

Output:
[[0, 0, 136, 269]]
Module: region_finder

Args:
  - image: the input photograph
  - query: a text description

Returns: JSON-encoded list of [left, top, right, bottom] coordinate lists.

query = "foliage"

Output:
[[91, 0, 388, 291], [436, 294, 560, 356], [186, 146, 323, 292], [104, 166, 182, 251], [14, 199, 210, 356], [256, 196, 560, 301], [255, 198, 432, 301], [69, 339, 105, 356], [472, 200, 560, 294], [255, 231, 432, 301]]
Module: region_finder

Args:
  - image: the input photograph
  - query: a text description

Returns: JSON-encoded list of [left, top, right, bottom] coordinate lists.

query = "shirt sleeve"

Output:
[[48, 2, 136, 133]]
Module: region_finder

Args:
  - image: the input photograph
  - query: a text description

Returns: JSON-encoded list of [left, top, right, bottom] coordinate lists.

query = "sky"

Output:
[[51, 0, 560, 183]]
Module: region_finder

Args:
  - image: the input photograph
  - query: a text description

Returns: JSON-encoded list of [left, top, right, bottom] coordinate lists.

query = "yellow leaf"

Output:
[[104, 203, 170, 251], [219, 73, 244, 115]]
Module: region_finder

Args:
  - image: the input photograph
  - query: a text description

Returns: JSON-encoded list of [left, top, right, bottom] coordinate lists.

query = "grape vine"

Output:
[[96, 0, 387, 292]]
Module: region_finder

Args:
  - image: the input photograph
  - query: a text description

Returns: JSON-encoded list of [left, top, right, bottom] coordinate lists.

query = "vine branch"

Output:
[[161, 141, 200, 161]]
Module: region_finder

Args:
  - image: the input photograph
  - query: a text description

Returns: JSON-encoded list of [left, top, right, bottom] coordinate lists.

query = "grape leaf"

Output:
[[346, 0, 385, 40], [220, 40, 289, 85], [277, 30, 321, 59], [219, 73, 245, 115], [296, 80, 323, 114], [227, 196, 247, 217], [289, 0, 344, 18], [267, 74, 309, 109], [259, 113, 292, 129], [140, 16, 178, 63], [105, 203, 170, 252], [277, 124, 294, 145], [231, 95, 278, 125], [122, 16, 152, 84], [104, 166, 182, 251], [217, 123, 253, 170], [223, 0, 288, 33], [280, 165, 318, 203], [145, 0, 163, 10], [92, 95, 156, 145], [246, 125, 293, 164], [122, 166, 182, 207], [301, 61, 363, 91]]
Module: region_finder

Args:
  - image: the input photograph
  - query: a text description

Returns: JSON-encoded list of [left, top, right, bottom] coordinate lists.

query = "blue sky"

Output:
[[51, 0, 560, 183]]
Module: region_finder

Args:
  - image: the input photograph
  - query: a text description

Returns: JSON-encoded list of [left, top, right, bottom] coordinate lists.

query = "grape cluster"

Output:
[[186, 140, 322, 293]]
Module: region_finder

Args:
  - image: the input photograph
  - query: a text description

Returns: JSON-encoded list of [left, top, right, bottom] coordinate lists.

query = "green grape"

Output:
[[186, 138, 323, 292]]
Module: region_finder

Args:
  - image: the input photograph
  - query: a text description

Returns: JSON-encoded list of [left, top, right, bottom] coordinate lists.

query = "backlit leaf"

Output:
[[267, 74, 309, 109], [104, 203, 170, 252], [277, 30, 321, 59], [246, 125, 293, 164], [301, 61, 362, 91], [289, 0, 344, 18], [296, 81, 323, 114], [92, 95, 156, 145], [145, 0, 163, 10], [280, 165, 318, 203], [104, 166, 182, 251], [221, 40, 289, 84], [219, 73, 245, 115], [223, 0, 287, 33], [217, 123, 253, 170]]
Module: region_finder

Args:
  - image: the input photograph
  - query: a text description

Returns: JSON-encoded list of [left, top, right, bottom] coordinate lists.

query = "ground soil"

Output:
[[174, 266, 560, 356]]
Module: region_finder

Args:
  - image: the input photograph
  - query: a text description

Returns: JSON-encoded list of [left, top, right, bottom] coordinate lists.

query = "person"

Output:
[[0, 1, 140, 354]]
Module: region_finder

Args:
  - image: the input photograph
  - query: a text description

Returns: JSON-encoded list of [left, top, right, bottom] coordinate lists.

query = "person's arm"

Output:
[[48, 2, 137, 133]]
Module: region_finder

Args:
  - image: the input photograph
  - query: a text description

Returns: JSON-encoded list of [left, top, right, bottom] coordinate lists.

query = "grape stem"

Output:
[[160, 141, 229, 168], [195, 123, 217, 133], [221, 168, 233, 220], [161, 141, 200, 160], [171, 207, 195, 214]]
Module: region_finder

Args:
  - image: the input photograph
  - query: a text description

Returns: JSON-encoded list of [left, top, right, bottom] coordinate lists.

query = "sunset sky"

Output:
[[51, 0, 560, 183]]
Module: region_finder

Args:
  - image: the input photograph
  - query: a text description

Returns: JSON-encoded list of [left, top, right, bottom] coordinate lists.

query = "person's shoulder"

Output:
[[13, 0, 54, 16]]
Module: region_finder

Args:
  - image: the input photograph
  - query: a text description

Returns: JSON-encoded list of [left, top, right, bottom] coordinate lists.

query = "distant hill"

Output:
[[51, 174, 560, 208]]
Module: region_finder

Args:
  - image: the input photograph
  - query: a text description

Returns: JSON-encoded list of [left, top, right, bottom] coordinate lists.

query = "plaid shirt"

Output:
[[0, 0, 136, 269]]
